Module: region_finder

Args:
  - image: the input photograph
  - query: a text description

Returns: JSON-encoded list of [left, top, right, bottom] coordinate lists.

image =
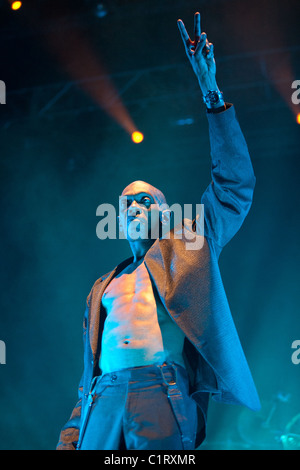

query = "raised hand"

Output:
[[177, 12, 218, 96]]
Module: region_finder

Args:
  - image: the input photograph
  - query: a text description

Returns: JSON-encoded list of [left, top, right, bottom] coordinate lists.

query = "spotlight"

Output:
[[10, 1, 22, 10], [131, 131, 144, 144], [297, 113, 300, 125]]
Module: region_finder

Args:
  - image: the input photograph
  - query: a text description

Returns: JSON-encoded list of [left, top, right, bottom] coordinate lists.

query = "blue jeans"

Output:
[[77, 362, 197, 450]]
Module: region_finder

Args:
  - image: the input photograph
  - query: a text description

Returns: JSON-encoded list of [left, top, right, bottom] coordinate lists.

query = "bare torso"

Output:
[[100, 259, 185, 373]]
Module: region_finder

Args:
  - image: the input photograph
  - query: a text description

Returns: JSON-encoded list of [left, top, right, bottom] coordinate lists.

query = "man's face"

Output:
[[119, 181, 166, 242]]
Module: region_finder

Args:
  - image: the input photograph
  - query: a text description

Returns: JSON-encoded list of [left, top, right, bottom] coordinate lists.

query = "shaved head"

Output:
[[121, 180, 168, 208]]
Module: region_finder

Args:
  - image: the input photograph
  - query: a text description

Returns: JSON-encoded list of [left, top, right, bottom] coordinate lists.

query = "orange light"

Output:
[[11, 1, 22, 10], [131, 131, 144, 144], [297, 113, 300, 125]]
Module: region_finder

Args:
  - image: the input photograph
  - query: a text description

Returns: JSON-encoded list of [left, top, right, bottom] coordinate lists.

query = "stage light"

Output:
[[131, 131, 144, 144], [38, 2, 138, 137], [11, 1, 22, 10], [297, 113, 300, 125]]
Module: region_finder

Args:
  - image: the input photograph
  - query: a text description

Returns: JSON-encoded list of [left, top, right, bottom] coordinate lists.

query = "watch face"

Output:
[[208, 91, 220, 104]]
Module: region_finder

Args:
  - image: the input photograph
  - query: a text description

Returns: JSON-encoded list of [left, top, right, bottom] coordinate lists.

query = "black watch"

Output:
[[203, 90, 224, 108]]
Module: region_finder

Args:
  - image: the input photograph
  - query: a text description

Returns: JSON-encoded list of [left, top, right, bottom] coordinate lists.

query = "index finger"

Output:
[[194, 12, 201, 41], [177, 19, 190, 45]]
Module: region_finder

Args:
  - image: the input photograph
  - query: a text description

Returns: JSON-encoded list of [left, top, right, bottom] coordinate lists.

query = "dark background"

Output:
[[0, 0, 299, 450]]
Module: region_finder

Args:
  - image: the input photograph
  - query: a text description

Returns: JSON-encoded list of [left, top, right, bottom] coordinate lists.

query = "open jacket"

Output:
[[57, 104, 261, 450]]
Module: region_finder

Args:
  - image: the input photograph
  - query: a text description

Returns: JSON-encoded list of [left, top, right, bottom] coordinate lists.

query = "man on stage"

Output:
[[57, 12, 260, 450]]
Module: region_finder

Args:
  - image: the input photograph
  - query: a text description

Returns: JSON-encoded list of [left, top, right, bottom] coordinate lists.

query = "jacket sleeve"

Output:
[[201, 104, 256, 253], [56, 300, 89, 450]]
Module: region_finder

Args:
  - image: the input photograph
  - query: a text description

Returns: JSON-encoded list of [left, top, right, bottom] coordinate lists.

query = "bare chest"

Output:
[[101, 260, 156, 316]]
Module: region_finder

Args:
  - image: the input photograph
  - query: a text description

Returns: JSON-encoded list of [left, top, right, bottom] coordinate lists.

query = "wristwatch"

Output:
[[203, 90, 225, 109]]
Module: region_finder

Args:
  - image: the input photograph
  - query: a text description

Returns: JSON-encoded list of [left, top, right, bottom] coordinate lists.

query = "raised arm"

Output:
[[177, 12, 224, 111], [178, 12, 256, 252]]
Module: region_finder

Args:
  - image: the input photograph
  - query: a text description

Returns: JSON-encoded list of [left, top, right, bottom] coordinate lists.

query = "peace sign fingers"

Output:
[[177, 12, 218, 96], [177, 18, 192, 51], [194, 11, 201, 42]]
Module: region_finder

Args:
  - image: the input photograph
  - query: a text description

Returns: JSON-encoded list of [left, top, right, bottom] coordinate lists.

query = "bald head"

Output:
[[121, 180, 168, 208]]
